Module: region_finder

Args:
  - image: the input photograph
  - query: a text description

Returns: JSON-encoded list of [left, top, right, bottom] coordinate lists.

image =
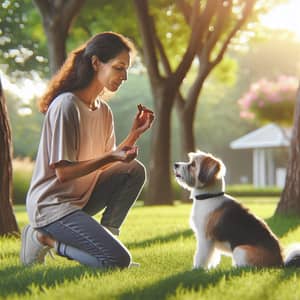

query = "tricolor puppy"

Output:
[[174, 150, 300, 269]]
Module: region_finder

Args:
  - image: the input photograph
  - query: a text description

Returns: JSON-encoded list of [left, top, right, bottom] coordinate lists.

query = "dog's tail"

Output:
[[284, 243, 300, 267]]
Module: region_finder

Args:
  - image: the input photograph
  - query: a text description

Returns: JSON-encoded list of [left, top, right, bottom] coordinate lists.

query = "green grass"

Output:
[[1, 198, 300, 300]]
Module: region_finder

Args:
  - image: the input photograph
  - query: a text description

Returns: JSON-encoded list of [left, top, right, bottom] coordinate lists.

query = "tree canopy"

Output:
[[0, 0, 48, 76]]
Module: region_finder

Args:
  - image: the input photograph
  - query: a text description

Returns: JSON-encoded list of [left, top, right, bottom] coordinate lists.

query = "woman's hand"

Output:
[[117, 104, 154, 150], [112, 146, 138, 163], [131, 104, 155, 137]]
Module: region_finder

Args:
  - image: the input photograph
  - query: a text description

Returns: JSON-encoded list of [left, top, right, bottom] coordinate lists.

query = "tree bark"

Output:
[[146, 84, 174, 205], [276, 84, 300, 215], [177, 98, 196, 158], [0, 78, 19, 236], [44, 26, 69, 75], [33, 0, 86, 75]]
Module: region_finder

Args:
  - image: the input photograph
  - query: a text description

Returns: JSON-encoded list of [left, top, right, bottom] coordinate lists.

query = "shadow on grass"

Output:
[[127, 229, 193, 249], [278, 266, 300, 279], [0, 264, 107, 298], [121, 266, 300, 300], [119, 267, 273, 300], [126, 212, 300, 251], [266, 214, 300, 238]]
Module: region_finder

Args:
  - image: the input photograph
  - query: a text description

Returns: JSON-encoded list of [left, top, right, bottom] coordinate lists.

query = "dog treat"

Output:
[[137, 104, 143, 112], [137, 104, 153, 114]]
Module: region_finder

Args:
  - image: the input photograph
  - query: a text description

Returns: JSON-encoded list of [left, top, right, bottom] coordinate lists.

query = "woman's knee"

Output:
[[130, 160, 146, 184]]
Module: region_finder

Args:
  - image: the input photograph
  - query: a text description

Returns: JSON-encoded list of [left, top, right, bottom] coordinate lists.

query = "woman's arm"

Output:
[[55, 147, 137, 183], [55, 105, 153, 183]]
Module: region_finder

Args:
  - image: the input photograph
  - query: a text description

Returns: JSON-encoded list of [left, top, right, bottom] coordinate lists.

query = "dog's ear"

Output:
[[198, 155, 225, 186]]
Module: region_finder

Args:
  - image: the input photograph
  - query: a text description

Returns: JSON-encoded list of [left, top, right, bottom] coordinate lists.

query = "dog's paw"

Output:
[[192, 263, 205, 270], [192, 265, 207, 272]]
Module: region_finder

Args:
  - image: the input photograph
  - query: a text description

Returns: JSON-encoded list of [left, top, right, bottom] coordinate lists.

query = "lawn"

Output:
[[1, 198, 300, 300]]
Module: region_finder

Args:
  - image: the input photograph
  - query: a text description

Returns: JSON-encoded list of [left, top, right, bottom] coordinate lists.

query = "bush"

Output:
[[141, 181, 282, 203], [238, 76, 298, 126], [12, 158, 33, 205], [226, 184, 282, 197], [171, 182, 282, 200]]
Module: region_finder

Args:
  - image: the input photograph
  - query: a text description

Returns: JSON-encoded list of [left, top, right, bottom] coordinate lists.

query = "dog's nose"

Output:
[[174, 163, 179, 169]]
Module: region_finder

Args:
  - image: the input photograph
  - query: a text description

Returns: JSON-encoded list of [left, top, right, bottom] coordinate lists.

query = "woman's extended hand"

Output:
[[131, 104, 154, 137], [54, 147, 138, 182], [112, 146, 138, 163]]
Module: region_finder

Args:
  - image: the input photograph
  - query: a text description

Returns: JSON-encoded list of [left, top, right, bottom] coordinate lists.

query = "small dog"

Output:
[[174, 150, 300, 269]]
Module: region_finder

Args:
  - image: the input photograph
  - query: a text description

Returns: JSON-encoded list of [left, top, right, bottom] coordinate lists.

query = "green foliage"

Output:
[[1, 202, 300, 299], [226, 184, 282, 197], [1, 0, 141, 78], [70, 0, 140, 51], [0, 0, 48, 76], [12, 158, 33, 205], [0, 0, 293, 81], [212, 57, 238, 87], [149, 1, 190, 71], [170, 181, 282, 202], [5, 90, 43, 158]]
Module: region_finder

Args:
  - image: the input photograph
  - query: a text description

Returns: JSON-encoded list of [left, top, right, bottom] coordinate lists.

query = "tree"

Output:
[[133, 0, 263, 204], [133, 0, 202, 204], [0, 78, 19, 236], [33, 0, 86, 75], [174, 0, 256, 159], [276, 84, 300, 215]]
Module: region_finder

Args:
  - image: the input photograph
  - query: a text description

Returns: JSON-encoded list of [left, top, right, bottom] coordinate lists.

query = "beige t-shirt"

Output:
[[26, 92, 116, 228]]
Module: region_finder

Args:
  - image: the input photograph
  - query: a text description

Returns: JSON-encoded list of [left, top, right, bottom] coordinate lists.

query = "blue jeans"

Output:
[[39, 160, 146, 269]]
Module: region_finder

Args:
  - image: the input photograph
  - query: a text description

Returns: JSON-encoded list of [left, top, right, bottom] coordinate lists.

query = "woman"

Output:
[[20, 32, 154, 269]]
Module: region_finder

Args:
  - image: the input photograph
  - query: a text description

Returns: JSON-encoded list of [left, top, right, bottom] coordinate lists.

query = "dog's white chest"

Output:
[[190, 198, 224, 232]]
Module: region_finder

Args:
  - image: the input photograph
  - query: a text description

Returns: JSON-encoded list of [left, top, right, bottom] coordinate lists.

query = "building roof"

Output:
[[230, 123, 292, 149]]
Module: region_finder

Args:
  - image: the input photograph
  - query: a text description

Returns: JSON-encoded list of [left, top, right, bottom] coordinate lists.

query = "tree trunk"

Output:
[[178, 108, 196, 159], [276, 85, 300, 215], [33, 0, 86, 75], [145, 86, 174, 205], [0, 79, 19, 236], [176, 104, 196, 202], [44, 24, 68, 75]]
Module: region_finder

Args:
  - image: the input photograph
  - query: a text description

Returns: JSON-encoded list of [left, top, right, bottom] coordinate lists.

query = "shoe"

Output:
[[20, 225, 51, 266]]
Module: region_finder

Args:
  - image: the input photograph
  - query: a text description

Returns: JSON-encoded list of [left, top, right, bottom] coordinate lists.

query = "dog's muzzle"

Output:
[[174, 163, 182, 178]]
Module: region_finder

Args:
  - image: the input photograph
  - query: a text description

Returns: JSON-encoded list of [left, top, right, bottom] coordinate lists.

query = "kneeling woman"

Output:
[[20, 32, 154, 269]]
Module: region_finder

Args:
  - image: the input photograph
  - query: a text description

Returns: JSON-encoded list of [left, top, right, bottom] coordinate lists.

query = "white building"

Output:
[[230, 123, 291, 188]]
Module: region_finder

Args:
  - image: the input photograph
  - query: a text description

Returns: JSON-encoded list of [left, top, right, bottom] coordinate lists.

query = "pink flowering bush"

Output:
[[238, 76, 298, 125]]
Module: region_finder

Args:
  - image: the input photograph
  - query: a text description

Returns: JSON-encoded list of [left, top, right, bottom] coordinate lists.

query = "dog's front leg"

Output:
[[193, 237, 214, 269]]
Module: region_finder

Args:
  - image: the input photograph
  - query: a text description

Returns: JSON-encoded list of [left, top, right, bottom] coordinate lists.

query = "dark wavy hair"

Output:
[[39, 32, 136, 113]]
